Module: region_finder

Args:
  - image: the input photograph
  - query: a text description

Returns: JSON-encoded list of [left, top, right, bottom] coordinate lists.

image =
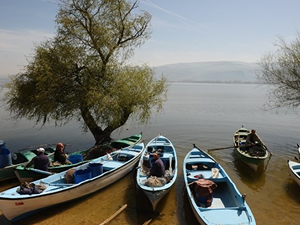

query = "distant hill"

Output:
[[153, 61, 260, 83], [1, 61, 260, 85]]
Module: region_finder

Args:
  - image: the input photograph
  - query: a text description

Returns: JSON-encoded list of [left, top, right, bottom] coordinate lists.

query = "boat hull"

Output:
[[183, 147, 256, 225], [14, 133, 142, 183], [142, 187, 172, 210], [233, 148, 265, 171], [233, 127, 269, 171], [288, 160, 300, 187], [0, 143, 144, 221], [0, 145, 56, 182], [136, 135, 177, 211]]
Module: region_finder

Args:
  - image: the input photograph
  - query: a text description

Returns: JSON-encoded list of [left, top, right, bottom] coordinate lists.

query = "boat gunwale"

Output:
[[0, 146, 144, 200], [183, 147, 256, 225]]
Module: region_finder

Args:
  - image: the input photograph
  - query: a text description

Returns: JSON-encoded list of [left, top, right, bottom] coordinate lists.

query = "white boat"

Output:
[[136, 135, 177, 211], [183, 145, 256, 225], [288, 160, 300, 187], [0, 142, 144, 222]]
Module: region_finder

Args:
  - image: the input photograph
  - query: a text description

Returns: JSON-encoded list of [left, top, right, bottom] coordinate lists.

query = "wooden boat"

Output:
[[0, 144, 56, 182], [233, 126, 269, 171], [14, 133, 143, 183], [0, 142, 144, 222], [183, 145, 256, 225], [288, 160, 300, 187], [136, 135, 177, 211]]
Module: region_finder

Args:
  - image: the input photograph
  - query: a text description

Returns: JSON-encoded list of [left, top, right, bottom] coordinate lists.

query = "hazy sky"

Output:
[[1, 0, 300, 76]]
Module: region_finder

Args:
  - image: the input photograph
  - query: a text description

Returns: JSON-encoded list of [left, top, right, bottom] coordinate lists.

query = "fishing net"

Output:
[[144, 176, 167, 187]]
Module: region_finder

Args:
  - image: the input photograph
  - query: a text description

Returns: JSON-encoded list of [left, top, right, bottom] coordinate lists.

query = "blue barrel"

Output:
[[88, 163, 103, 177], [0, 141, 12, 168], [68, 154, 83, 164], [73, 168, 92, 184], [195, 193, 213, 206]]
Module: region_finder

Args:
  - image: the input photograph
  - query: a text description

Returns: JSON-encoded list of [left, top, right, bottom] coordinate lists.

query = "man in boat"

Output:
[[25, 148, 52, 171], [246, 129, 263, 151], [246, 129, 262, 148], [54, 142, 72, 165], [148, 152, 165, 177]]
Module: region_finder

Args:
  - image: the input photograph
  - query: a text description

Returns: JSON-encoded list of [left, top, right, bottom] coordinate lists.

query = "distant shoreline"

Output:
[[0, 80, 261, 87], [170, 80, 260, 84]]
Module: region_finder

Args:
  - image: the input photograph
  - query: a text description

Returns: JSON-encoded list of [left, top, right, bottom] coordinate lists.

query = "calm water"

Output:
[[1, 83, 300, 225]]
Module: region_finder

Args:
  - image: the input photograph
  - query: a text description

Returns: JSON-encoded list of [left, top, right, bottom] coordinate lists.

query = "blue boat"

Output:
[[136, 135, 178, 211], [183, 145, 256, 225]]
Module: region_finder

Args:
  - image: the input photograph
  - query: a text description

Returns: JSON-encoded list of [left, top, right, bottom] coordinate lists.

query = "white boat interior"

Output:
[[185, 152, 245, 210]]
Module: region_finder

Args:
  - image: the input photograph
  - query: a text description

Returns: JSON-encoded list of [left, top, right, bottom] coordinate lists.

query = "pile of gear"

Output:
[[17, 182, 47, 195]]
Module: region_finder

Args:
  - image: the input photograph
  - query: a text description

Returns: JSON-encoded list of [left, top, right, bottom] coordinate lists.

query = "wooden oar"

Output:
[[256, 133, 273, 156], [207, 146, 235, 152], [99, 204, 127, 225], [168, 155, 173, 176], [30, 168, 53, 176]]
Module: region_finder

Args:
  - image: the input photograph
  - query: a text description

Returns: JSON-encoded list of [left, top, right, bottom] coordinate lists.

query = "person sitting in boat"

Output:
[[246, 129, 262, 148], [25, 148, 52, 171], [54, 142, 72, 165], [148, 152, 165, 177]]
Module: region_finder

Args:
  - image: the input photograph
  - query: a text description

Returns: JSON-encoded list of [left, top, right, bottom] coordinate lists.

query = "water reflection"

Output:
[[231, 151, 267, 192]]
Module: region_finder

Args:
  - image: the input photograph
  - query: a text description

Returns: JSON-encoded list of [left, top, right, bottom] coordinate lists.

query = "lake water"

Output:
[[1, 83, 300, 225]]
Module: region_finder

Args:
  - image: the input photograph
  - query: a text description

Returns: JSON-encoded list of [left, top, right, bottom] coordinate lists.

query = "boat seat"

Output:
[[13, 153, 28, 164], [117, 154, 130, 162], [22, 151, 38, 160], [187, 170, 225, 182], [102, 161, 125, 171], [186, 158, 215, 164], [292, 165, 300, 170]]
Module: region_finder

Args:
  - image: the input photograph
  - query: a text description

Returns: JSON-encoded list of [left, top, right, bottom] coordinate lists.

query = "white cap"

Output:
[[37, 148, 45, 153]]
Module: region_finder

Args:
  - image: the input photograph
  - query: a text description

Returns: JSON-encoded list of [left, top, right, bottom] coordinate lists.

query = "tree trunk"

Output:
[[80, 105, 112, 145], [90, 126, 112, 146]]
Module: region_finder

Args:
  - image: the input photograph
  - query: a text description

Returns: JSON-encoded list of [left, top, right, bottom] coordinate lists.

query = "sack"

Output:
[[144, 176, 167, 187], [17, 182, 46, 195], [65, 169, 76, 183]]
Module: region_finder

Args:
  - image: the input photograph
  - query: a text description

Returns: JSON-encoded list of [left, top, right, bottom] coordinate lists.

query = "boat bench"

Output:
[[187, 170, 226, 182], [198, 207, 251, 224], [102, 161, 125, 171]]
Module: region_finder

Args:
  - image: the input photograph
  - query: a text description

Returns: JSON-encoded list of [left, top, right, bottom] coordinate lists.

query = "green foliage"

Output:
[[257, 33, 300, 109], [4, 0, 168, 142]]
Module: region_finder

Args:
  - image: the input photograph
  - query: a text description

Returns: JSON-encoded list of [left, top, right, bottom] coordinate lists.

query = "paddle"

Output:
[[256, 133, 273, 156], [207, 146, 235, 152], [168, 155, 173, 176], [30, 168, 53, 176], [99, 204, 127, 225]]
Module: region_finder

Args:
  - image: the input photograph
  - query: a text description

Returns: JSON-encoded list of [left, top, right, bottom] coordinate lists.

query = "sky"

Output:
[[1, 0, 300, 77]]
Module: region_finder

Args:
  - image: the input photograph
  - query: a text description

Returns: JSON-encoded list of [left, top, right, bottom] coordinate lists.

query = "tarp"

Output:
[[193, 179, 217, 197]]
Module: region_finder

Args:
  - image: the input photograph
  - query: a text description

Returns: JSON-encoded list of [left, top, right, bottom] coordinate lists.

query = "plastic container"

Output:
[[195, 193, 213, 207], [68, 154, 83, 164], [73, 168, 92, 184], [88, 163, 103, 177], [0, 141, 12, 168]]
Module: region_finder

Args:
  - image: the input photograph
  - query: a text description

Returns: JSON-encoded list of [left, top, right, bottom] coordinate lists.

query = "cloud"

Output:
[[0, 29, 54, 53], [141, 0, 214, 34], [0, 29, 54, 76]]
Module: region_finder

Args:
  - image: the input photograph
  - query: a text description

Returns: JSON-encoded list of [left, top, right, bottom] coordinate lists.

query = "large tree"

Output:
[[257, 33, 300, 109], [4, 0, 168, 144]]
